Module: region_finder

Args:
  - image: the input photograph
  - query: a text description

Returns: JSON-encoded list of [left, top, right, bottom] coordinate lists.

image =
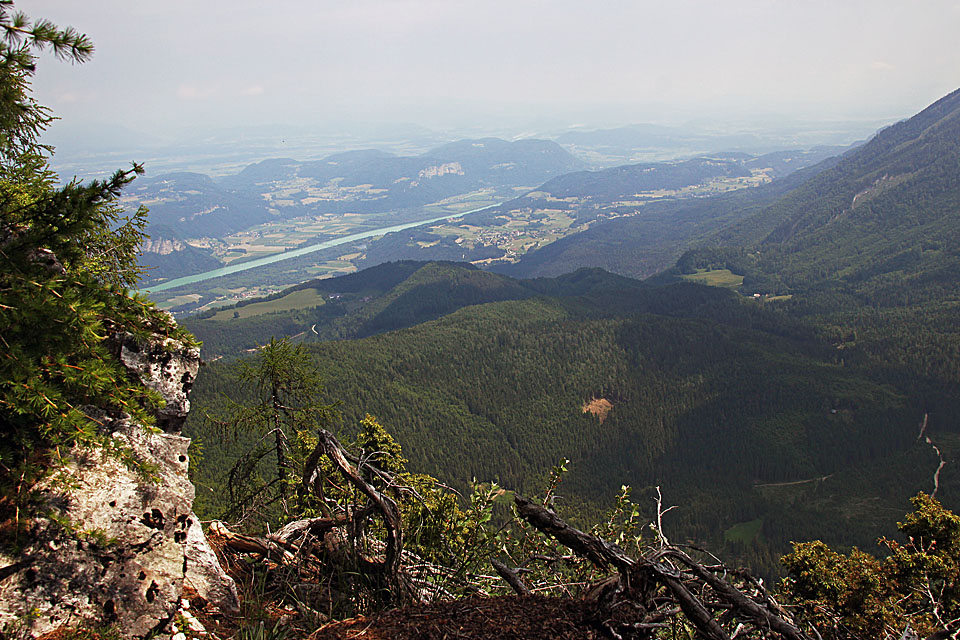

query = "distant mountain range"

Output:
[[135, 137, 588, 286], [135, 138, 584, 239], [137, 135, 851, 289], [219, 138, 587, 204], [184, 88, 960, 578]]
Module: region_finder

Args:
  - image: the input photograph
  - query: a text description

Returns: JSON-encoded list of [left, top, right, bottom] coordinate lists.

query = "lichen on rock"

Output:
[[0, 334, 235, 638], [116, 334, 201, 434]]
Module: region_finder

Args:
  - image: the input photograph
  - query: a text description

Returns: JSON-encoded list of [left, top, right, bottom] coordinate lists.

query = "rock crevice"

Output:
[[0, 334, 237, 638]]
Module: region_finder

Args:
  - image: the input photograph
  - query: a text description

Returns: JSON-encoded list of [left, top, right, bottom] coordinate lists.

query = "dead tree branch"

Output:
[[491, 557, 531, 596], [512, 494, 813, 640], [303, 430, 403, 580], [514, 494, 634, 571]]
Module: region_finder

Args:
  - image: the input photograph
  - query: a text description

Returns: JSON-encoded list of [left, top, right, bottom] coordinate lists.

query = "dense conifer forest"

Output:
[[185, 265, 952, 578], [186, 89, 960, 585], [6, 1, 960, 632]]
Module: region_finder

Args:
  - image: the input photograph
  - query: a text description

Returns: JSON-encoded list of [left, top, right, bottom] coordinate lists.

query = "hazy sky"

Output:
[[19, 0, 960, 143]]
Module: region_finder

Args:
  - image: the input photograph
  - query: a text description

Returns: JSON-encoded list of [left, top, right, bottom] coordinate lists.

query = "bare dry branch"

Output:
[[491, 557, 531, 596]]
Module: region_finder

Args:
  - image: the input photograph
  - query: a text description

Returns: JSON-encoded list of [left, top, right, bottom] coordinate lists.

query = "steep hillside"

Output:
[[187, 280, 945, 575], [704, 88, 960, 299], [139, 224, 223, 285], [655, 89, 960, 403], [343, 261, 533, 338], [183, 260, 818, 358]]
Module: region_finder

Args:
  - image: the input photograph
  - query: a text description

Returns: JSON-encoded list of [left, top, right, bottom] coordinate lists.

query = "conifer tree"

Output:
[[0, 1, 189, 531], [221, 337, 338, 526]]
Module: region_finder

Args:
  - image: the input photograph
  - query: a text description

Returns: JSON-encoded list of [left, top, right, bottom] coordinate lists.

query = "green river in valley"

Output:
[[140, 203, 499, 294]]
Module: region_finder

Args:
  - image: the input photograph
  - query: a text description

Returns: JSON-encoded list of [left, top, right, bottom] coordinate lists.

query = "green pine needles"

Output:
[[220, 337, 339, 526], [0, 0, 93, 72], [0, 2, 194, 538]]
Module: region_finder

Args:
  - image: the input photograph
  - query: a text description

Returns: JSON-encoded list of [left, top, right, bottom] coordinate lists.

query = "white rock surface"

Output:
[[184, 513, 240, 615], [0, 418, 194, 637], [0, 335, 235, 638], [119, 336, 200, 433]]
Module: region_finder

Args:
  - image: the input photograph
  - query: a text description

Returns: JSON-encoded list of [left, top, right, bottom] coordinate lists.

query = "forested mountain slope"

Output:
[[185, 259, 776, 358], [660, 89, 960, 413], [185, 89, 960, 581], [183, 261, 536, 356], [495, 159, 837, 279], [697, 87, 960, 299], [186, 272, 947, 576]]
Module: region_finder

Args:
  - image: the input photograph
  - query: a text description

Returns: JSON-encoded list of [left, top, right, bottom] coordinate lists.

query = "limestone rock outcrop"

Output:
[[184, 511, 240, 615], [0, 335, 237, 638], [118, 335, 199, 433]]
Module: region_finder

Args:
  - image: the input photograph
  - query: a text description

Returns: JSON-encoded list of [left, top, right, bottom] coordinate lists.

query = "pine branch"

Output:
[[0, 10, 93, 68]]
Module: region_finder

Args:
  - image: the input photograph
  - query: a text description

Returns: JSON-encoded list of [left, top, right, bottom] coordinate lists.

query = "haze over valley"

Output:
[[8, 1, 960, 637], [55, 0, 960, 576], [129, 134, 857, 314], [175, 85, 960, 578]]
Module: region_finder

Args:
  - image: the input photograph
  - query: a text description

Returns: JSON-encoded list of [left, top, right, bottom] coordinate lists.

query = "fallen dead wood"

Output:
[[303, 429, 404, 581], [662, 548, 807, 640], [655, 572, 730, 640], [514, 494, 635, 572], [209, 520, 286, 559], [272, 506, 375, 544], [491, 557, 531, 596], [509, 494, 814, 640], [210, 427, 429, 626]]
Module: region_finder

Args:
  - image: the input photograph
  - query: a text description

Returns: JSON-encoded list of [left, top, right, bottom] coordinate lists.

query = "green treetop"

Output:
[[220, 337, 338, 526], [0, 1, 191, 537]]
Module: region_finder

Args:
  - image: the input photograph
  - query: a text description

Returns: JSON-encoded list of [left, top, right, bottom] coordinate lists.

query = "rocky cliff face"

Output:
[[0, 334, 238, 638], [139, 237, 187, 256], [117, 336, 198, 433]]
